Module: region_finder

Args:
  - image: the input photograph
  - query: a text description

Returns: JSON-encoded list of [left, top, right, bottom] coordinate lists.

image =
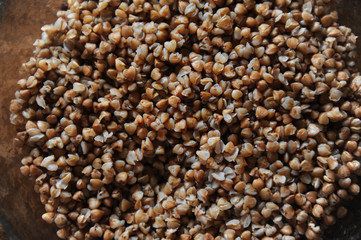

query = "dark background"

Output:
[[0, 0, 360, 239]]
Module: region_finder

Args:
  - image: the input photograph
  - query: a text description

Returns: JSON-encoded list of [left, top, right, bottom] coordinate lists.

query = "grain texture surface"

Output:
[[0, 0, 361, 240]]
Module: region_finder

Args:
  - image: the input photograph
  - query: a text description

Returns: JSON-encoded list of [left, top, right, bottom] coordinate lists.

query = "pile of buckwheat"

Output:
[[9, 0, 361, 239]]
